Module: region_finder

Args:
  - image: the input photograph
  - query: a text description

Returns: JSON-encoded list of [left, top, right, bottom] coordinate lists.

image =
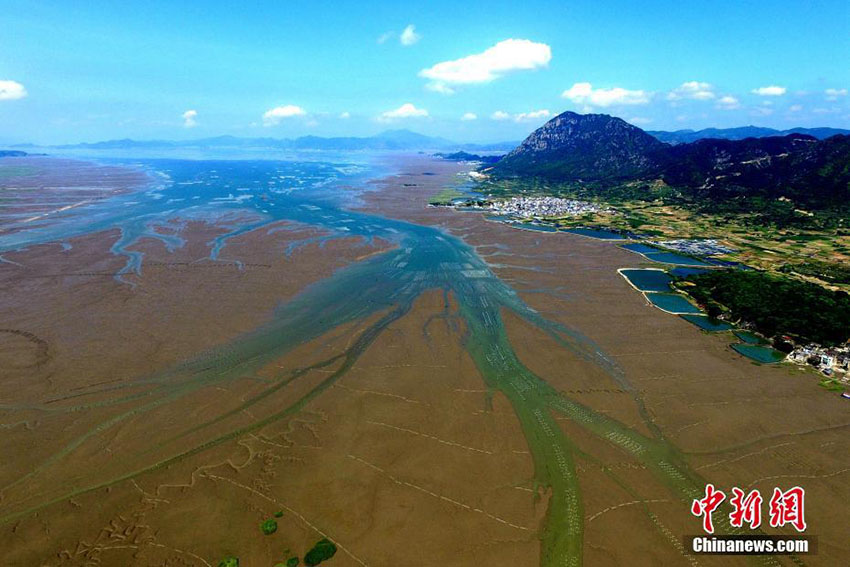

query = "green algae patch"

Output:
[[218, 557, 239, 567], [819, 378, 845, 392], [261, 518, 278, 535], [304, 538, 337, 565], [428, 187, 465, 205], [274, 510, 284, 518]]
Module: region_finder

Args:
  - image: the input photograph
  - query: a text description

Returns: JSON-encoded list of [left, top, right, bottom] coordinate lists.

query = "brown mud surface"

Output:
[[0, 157, 149, 237], [0, 155, 847, 566], [357, 155, 850, 566]]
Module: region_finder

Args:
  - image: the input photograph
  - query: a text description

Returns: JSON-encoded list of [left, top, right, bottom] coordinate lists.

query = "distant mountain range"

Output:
[[11, 130, 517, 153], [491, 111, 850, 211], [12, 124, 849, 155], [648, 126, 850, 145]]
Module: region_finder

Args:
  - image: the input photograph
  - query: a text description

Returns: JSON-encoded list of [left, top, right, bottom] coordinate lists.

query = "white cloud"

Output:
[[825, 88, 848, 101], [419, 38, 551, 93], [716, 95, 740, 110], [262, 104, 307, 126], [629, 116, 652, 125], [378, 103, 428, 122], [489, 109, 550, 122], [461, 112, 477, 121], [379, 25, 421, 46], [339, 111, 351, 119], [751, 85, 786, 96], [513, 109, 550, 122], [425, 82, 455, 95], [400, 24, 421, 46], [181, 109, 198, 128], [0, 80, 27, 100], [667, 81, 716, 101], [561, 82, 650, 107], [789, 104, 803, 112]]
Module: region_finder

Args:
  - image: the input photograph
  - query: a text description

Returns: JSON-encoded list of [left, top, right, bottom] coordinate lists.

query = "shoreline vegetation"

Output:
[[678, 269, 850, 347], [471, 177, 850, 292], [427, 166, 850, 378]]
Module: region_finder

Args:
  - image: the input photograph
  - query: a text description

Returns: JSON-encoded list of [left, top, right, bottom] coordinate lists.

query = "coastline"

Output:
[[356, 153, 850, 565], [1, 153, 848, 566]]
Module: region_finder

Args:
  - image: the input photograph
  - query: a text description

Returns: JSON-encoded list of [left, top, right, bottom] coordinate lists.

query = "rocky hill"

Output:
[[491, 111, 850, 210], [660, 133, 850, 209], [492, 112, 667, 181]]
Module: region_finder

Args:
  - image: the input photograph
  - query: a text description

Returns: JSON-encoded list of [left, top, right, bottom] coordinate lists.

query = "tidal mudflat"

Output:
[[0, 154, 848, 567]]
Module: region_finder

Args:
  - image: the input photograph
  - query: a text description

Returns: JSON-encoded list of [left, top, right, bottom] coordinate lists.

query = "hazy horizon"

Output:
[[7, 121, 850, 151]]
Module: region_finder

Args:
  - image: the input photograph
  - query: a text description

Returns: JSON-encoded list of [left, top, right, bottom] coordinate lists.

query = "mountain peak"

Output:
[[492, 111, 667, 181]]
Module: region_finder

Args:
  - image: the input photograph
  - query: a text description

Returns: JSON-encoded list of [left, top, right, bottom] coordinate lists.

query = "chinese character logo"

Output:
[[691, 484, 726, 534], [769, 486, 807, 532], [729, 487, 763, 529], [691, 485, 807, 534]]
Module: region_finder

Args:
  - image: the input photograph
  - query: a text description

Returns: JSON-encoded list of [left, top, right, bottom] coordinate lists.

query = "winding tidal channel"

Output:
[[0, 156, 787, 566]]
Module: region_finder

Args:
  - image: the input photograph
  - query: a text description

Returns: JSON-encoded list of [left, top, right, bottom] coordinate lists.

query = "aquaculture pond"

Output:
[[642, 252, 712, 267], [619, 269, 673, 292], [731, 344, 786, 363], [621, 243, 659, 254], [680, 315, 733, 332], [733, 330, 768, 345], [515, 222, 558, 232], [564, 227, 628, 240], [488, 217, 559, 232], [670, 267, 710, 278], [620, 244, 712, 266], [646, 293, 702, 314]]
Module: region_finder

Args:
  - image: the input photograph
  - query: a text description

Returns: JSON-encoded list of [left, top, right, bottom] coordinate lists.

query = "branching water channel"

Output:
[[0, 157, 785, 566]]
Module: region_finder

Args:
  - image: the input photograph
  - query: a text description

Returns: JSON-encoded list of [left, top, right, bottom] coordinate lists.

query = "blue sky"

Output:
[[2, 0, 849, 144]]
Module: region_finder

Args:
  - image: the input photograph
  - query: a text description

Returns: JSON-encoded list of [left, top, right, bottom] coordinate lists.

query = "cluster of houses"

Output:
[[787, 344, 850, 377], [650, 238, 737, 256], [488, 196, 606, 218]]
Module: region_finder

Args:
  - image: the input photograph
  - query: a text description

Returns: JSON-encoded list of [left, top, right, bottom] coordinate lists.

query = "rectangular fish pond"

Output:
[[731, 344, 786, 363], [641, 252, 712, 267], [620, 243, 712, 266], [518, 223, 559, 232], [563, 228, 629, 240], [493, 219, 560, 232], [733, 330, 768, 345], [620, 269, 673, 292], [646, 293, 703, 314], [680, 314, 734, 331], [621, 243, 660, 254]]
